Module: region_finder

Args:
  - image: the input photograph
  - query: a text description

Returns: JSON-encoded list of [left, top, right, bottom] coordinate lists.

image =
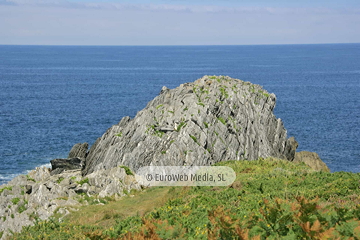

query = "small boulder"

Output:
[[293, 151, 330, 172]]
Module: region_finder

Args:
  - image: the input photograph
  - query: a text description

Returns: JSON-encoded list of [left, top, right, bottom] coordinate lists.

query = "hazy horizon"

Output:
[[1, 0, 359, 46]]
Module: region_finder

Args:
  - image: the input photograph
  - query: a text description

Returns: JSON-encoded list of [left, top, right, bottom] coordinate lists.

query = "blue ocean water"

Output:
[[0, 44, 359, 185]]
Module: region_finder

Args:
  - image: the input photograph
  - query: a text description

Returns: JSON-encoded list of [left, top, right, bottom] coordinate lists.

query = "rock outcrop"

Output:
[[83, 75, 297, 175], [0, 166, 141, 239], [293, 151, 330, 172]]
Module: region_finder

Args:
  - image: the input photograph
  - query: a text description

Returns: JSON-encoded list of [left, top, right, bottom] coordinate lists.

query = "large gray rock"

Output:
[[293, 151, 330, 172], [83, 75, 297, 175]]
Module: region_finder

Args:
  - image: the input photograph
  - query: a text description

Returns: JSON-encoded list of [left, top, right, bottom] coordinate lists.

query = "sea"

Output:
[[0, 44, 359, 185]]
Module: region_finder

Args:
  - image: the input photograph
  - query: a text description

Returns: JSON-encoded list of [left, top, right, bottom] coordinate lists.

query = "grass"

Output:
[[64, 187, 174, 228], [0, 186, 12, 194], [176, 121, 186, 132], [76, 178, 89, 186], [56, 177, 64, 184], [189, 135, 199, 145], [196, 102, 205, 107], [217, 117, 226, 125], [11, 158, 360, 239], [18, 203, 27, 213], [119, 166, 134, 176], [219, 86, 229, 99], [26, 175, 36, 182], [11, 197, 21, 205]]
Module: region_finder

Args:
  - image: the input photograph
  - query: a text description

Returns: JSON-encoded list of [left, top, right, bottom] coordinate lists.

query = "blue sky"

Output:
[[1, 0, 359, 45]]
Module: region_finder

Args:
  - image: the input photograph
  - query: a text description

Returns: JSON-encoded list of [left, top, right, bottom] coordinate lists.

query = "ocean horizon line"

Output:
[[1, 42, 359, 47]]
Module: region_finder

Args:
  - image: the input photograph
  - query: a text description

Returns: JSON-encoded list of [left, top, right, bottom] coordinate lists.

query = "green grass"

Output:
[[11, 197, 21, 205], [0, 186, 12, 194], [217, 117, 226, 125], [12, 158, 360, 239], [176, 121, 186, 132], [196, 102, 205, 107], [56, 177, 64, 184], [189, 135, 198, 145], [26, 175, 36, 182], [119, 166, 134, 176], [219, 86, 229, 98], [76, 178, 89, 186], [18, 203, 27, 213]]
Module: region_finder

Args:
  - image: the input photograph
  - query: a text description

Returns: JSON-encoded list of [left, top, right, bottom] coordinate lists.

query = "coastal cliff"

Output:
[[83, 75, 297, 175], [0, 75, 331, 238]]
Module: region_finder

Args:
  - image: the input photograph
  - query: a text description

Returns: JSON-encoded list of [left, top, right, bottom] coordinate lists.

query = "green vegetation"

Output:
[[161, 151, 166, 154], [115, 132, 122, 137], [119, 166, 134, 176], [76, 178, 89, 186], [203, 122, 209, 128], [12, 158, 360, 239], [189, 135, 198, 145], [156, 104, 163, 109], [26, 175, 36, 182], [250, 85, 256, 93], [18, 203, 27, 213], [176, 121, 186, 132], [217, 117, 226, 125], [11, 197, 21, 205], [146, 124, 165, 138], [219, 86, 229, 99], [197, 102, 205, 107], [0, 186, 12, 194], [56, 177, 64, 184]]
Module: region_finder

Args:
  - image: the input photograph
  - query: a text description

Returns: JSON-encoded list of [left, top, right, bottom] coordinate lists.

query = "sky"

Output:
[[0, 0, 359, 45]]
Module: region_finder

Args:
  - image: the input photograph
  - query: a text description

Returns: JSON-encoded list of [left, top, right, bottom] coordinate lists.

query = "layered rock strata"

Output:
[[83, 75, 298, 175]]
